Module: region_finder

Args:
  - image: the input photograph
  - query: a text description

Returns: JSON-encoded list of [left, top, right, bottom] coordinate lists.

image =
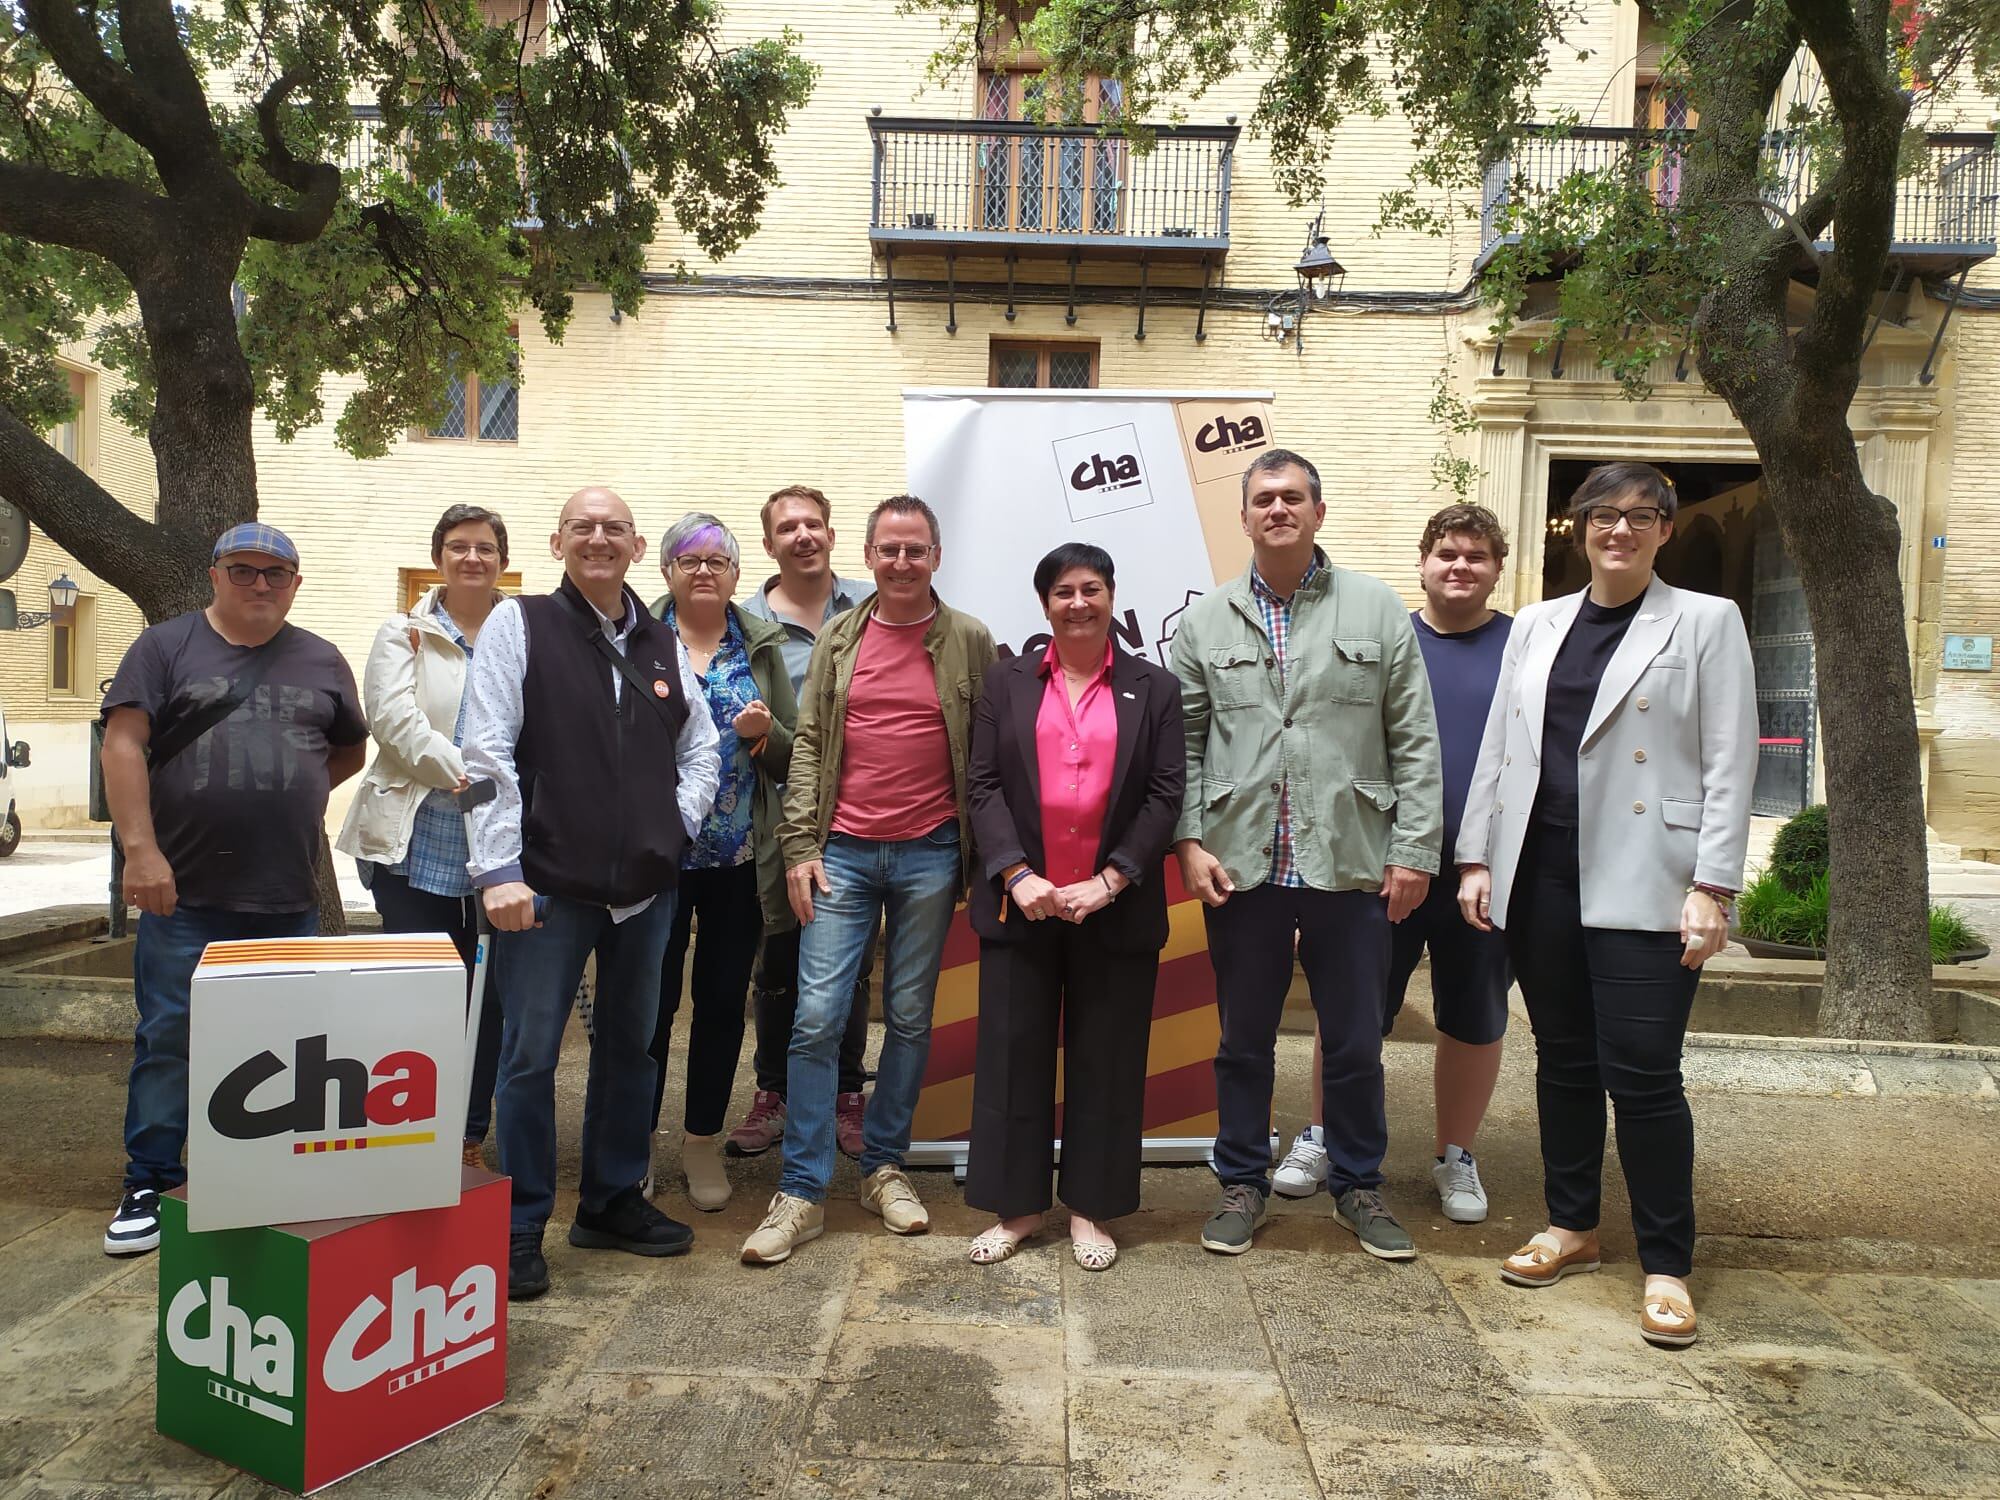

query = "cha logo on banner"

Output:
[[1053, 424, 1155, 522], [1193, 411, 1268, 457], [168, 1275, 298, 1427], [324, 1265, 499, 1395], [208, 1034, 439, 1156]]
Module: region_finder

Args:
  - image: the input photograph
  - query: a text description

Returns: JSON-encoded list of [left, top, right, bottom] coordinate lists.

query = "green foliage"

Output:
[[1769, 803, 1832, 896], [1929, 904, 1982, 962], [1737, 867, 1831, 951], [2, 0, 815, 456], [1736, 868, 1984, 961], [1426, 370, 1482, 496]]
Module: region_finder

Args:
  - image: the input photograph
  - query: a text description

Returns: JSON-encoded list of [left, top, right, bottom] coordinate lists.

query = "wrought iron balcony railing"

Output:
[[344, 105, 542, 230], [1478, 126, 1998, 272], [868, 116, 1237, 262]]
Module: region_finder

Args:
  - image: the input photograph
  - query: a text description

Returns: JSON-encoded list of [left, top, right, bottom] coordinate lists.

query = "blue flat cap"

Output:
[[212, 522, 299, 564]]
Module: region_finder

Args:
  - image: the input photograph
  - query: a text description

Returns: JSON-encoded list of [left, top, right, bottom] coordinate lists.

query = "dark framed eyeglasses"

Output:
[[222, 563, 298, 588], [442, 541, 501, 560], [562, 519, 635, 541], [672, 555, 735, 575], [1584, 505, 1665, 532], [869, 542, 936, 562]]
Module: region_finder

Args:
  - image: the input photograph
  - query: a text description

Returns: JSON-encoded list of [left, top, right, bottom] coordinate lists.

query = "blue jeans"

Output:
[[493, 891, 677, 1235], [779, 823, 961, 1202], [124, 904, 318, 1193]]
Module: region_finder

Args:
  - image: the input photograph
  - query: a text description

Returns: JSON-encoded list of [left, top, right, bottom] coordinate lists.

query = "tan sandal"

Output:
[[968, 1220, 1040, 1265], [1641, 1291, 1699, 1348], [1071, 1237, 1117, 1272], [1499, 1231, 1602, 1288]]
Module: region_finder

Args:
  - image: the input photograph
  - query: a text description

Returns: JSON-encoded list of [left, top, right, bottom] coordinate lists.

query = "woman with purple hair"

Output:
[[644, 511, 798, 1212]]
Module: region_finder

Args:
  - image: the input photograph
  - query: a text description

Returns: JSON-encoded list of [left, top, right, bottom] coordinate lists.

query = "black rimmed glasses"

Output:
[[1584, 505, 1665, 532], [672, 555, 735, 575], [562, 519, 635, 541], [221, 563, 298, 588]]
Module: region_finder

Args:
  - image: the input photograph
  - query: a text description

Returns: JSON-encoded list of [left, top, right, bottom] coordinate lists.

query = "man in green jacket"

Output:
[[742, 495, 997, 1265], [1170, 448, 1443, 1262]]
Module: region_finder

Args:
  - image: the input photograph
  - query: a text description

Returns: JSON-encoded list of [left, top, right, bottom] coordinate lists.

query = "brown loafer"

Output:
[[1641, 1291, 1699, 1348], [1499, 1231, 1602, 1288]]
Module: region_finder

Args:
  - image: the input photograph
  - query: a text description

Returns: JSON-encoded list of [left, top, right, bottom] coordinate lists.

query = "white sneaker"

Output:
[[1271, 1127, 1328, 1199], [1433, 1144, 1488, 1223]]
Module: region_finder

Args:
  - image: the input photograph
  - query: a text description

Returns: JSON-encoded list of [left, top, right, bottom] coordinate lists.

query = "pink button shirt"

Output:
[[1036, 640, 1119, 886]]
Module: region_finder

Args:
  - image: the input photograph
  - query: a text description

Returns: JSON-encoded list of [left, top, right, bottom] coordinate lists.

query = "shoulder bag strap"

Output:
[[146, 624, 294, 771], [551, 588, 683, 732]]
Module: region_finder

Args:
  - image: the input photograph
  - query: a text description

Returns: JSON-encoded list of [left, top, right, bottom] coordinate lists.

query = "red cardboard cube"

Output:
[[157, 1169, 508, 1493]]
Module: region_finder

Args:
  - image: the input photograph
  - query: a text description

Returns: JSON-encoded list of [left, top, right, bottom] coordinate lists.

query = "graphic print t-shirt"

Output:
[[103, 611, 366, 912]]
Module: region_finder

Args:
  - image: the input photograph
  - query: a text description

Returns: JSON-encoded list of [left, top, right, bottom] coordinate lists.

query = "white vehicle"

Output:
[[0, 698, 27, 857]]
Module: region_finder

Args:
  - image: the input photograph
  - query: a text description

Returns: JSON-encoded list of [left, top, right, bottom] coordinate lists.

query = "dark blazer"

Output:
[[968, 645, 1186, 952]]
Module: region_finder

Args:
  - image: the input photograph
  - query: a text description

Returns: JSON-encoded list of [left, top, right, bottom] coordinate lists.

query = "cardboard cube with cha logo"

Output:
[[187, 935, 468, 1231], [156, 1171, 508, 1493]]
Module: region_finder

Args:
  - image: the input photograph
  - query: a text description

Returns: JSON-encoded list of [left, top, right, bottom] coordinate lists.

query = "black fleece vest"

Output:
[[515, 578, 691, 907]]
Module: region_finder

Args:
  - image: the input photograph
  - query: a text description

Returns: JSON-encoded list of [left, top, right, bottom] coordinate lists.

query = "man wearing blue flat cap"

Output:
[[98, 522, 367, 1257]]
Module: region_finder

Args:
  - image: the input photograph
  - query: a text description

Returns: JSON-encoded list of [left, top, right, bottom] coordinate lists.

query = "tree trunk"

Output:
[[1762, 457, 1935, 1040], [130, 259, 260, 624]]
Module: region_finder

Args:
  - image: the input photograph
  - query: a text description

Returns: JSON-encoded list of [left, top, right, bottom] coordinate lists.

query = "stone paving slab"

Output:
[[786, 1459, 1068, 1499], [0, 1204, 61, 1254], [1684, 1269, 1876, 1358], [1062, 1240, 1270, 1378], [1689, 1355, 2000, 1496], [805, 1321, 1067, 1466], [37, 1391, 237, 1493], [1681, 1048, 1877, 1096], [0, 1212, 142, 1342], [0, 1289, 156, 1420], [1862, 1053, 2000, 1097], [845, 1233, 1064, 1328], [1542, 1396, 1812, 1499], [554, 1374, 815, 1499], [1431, 1261, 1713, 1401], [1067, 1373, 1320, 1500], [593, 1236, 857, 1378], [1795, 1273, 2000, 1426], [1306, 1440, 1596, 1499]]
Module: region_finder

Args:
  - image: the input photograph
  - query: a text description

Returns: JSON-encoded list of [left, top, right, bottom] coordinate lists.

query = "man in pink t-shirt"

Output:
[[742, 496, 997, 1266]]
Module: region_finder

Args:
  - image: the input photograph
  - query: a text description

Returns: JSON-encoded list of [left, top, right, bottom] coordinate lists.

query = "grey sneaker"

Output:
[[1334, 1187, 1416, 1261], [1432, 1145, 1488, 1223], [1200, 1183, 1268, 1255]]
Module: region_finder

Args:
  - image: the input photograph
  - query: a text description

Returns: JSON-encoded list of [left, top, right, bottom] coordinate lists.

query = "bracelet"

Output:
[[1689, 883, 1734, 911], [1099, 871, 1116, 896], [1005, 868, 1034, 892]]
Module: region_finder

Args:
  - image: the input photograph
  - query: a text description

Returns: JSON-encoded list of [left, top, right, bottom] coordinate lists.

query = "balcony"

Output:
[[867, 116, 1238, 264], [1477, 126, 1998, 275], [344, 105, 542, 230]]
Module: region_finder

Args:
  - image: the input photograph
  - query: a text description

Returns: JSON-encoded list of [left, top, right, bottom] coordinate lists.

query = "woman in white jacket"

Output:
[[1456, 463, 1757, 1350], [336, 504, 509, 1166]]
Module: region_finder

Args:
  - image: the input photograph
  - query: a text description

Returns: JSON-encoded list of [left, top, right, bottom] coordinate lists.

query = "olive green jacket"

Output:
[[778, 593, 998, 892], [1167, 554, 1443, 892], [649, 594, 800, 931]]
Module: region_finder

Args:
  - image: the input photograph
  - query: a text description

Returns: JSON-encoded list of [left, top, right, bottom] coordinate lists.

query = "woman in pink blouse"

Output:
[[963, 543, 1186, 1271]]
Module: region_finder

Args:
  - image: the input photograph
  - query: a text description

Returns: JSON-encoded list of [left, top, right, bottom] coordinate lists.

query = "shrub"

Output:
[[1768, 804, 1831, 896], [1737, 870, 1985, 961]]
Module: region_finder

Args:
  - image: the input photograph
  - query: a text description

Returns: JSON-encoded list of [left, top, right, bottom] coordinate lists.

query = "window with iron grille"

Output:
[[990, 340, 1098, 389], [422, 331, 519, 443]]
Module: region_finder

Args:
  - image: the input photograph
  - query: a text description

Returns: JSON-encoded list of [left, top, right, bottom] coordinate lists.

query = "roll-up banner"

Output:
[[901, 389, 1278, 1167]]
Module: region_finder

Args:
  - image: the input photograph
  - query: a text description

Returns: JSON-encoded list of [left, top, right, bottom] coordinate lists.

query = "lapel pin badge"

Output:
[[653, 679, 671, 698]]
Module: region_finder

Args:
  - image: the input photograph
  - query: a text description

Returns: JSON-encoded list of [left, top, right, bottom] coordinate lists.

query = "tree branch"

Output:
[[0, 398, 161, 597], [247, 68, 341, 244], [0, 156, 165, 274], [18, 0, 176, 158], [1786, 0, 1910, 395], [113, 0, 213, 153]]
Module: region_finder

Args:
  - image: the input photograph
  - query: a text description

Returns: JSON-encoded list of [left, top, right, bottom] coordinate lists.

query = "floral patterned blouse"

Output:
[[667, 603, 758, 870]]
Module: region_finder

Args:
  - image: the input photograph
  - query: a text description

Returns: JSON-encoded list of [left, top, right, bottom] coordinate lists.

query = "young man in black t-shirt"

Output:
[[98, 523, 366, 1256]]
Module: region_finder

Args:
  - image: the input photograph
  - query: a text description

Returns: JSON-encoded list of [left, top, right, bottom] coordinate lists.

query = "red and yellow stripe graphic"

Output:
[[198, 937, 462, 969], [292, 1131, 437, 1155], [910, 861, 1218, 1143]]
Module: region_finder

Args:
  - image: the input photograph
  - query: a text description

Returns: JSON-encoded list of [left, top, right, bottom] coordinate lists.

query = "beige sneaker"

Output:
[[741, 1193, 824, 1265], [859, 1165, 930, 1235], [682, 1132, 731, 1212]]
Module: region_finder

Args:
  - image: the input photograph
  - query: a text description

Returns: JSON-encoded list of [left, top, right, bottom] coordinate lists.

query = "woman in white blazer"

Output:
[[1456, 463, 1756, 1349], [335, 504, 509, 1165]]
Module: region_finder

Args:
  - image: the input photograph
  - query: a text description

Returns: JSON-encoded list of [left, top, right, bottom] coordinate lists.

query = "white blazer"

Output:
[[1456, 576, 1758, 932], [334, 588, 475, 866]]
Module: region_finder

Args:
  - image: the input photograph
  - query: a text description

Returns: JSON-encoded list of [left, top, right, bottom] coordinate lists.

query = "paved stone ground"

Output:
[[3, 1013, 2000, 1499]]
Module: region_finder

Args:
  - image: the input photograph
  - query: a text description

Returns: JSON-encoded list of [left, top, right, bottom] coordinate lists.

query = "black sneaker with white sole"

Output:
[[104, 1188, 162, 1257]]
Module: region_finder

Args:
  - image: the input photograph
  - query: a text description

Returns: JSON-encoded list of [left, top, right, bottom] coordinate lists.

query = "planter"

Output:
[[1731, 931, 1991, 965]]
